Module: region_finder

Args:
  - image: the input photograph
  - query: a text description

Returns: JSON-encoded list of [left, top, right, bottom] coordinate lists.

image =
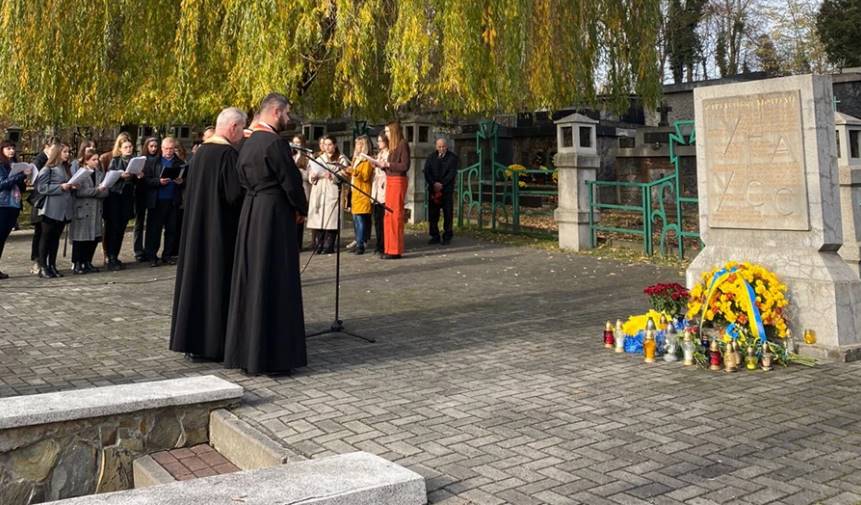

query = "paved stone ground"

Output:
[[2, 228, 861, 505]]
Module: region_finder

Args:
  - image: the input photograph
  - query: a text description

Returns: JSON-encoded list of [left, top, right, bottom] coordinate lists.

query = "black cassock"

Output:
[[224, 130, 309, 375], [170, 140, 243, 360]]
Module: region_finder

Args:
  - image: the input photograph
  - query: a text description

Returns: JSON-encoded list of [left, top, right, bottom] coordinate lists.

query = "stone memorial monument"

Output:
[[686, 74, 861, 359]]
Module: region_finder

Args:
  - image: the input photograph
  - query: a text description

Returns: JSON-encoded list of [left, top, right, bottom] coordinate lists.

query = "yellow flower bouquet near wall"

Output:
[[686, 261, 789, 341]]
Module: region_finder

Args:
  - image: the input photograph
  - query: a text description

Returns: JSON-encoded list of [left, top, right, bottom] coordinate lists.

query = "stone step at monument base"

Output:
[[134, 444, 240, 487], [133, 409, 301, 488], [797, 342, 861, 362], [53, 452, 427, 505]]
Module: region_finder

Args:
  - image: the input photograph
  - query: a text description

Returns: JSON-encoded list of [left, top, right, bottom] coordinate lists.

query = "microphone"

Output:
[[290, 144, 313, 153]]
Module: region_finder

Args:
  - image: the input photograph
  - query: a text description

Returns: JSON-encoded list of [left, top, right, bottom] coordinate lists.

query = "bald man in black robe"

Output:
[[170, 107, 247, 361]]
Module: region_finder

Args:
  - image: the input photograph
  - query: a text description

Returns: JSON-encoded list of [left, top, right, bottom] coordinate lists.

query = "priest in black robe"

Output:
[[170, 107, 248, 361], [224, 93, 309, 375]]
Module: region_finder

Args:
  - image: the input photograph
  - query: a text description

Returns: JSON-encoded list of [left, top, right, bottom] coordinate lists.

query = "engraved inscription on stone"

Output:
[[703, 90, 809, 230]]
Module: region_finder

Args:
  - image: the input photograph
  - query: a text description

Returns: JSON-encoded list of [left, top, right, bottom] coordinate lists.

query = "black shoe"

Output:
[[355, 248, 365, 255], [184, 353, 209, 363], [428, 237, 441, 245], [107, 258, 121, 271], [150, 259, 160, 267], [0, 271, 8, 280], [164, 257, 177, 265], [442, 237, 451, 245], [39, 267, 57, 279], [381, 254, 402, 260], [135, 255, 147, 263], [73, 263, 86, 275], [84, 262, 100, 273], [49, 265, 64, 277]]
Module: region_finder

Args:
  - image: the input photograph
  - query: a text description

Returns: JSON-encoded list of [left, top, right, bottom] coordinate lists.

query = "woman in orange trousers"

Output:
[[378, 121, 410, 259]]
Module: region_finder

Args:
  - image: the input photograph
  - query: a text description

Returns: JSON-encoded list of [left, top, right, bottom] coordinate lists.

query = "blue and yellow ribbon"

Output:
[[700, 266, 767, 343]]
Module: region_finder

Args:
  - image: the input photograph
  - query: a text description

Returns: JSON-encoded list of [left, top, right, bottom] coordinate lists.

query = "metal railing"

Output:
[[586, 120, 701, 258]]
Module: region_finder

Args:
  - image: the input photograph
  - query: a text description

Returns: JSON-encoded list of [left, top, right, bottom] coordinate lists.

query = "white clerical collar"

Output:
[[255, 121, 277, 133], [204, 135, 232, 146]]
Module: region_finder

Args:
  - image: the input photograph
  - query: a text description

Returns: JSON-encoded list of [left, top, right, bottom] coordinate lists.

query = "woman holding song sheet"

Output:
[[0, 141, 28, 279], [307, 135, 347, 255], [35, 143, 77, 278], [345, 135, 373, 255], [70, 149, 107, 274], [102, 138, 137, 271]]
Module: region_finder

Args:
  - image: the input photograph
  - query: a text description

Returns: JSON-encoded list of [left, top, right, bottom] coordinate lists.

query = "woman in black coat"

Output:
[[103, 138, 137, 271]]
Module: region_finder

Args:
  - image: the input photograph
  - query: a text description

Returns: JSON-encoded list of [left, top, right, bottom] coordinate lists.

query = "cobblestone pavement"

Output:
[[2, 228, 861, 505]]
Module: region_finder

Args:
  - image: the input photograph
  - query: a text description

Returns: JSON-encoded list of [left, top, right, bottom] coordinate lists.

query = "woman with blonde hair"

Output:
[[370, 134, 389, 256], [345, 135, 374, 255], [100, 132, 130, 171], [103, 137, 137, 270], [370, 121, 409, 259], [35, 143, 77, 278]]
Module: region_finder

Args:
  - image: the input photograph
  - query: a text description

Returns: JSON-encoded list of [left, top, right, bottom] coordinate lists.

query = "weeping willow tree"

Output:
[[0, 0, 662, 127]]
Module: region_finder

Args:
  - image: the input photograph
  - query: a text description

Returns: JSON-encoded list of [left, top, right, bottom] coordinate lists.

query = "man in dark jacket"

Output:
[[142, 137, 187, 266], [424, 138, 458, 245]]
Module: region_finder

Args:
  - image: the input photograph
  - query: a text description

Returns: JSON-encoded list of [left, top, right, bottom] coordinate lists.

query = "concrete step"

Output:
[[54, 452, 427, 505], [209, 409, 301, 470]]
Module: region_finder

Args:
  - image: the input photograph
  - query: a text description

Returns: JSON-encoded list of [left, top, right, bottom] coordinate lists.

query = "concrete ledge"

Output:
[[49, 452, 427, 505], [0, 376, 243, 430], [133, 455, 176, 489], [209, 410, 301, 470], [797, 343, 861, 362]]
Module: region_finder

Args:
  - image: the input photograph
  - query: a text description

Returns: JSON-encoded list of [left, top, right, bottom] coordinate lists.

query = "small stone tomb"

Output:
[[0, 375, 242, 504]]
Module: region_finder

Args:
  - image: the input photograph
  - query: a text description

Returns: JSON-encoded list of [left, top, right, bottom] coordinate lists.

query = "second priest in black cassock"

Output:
[[170, 107, 248, 361], [224, 93, 309, 375]]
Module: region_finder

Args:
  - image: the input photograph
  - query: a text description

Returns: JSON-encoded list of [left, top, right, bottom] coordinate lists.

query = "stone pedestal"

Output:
[[554, 113, 599, 251], [836, 112, 861, 276], [686, 74, 861, 356], [402, 121, 435, 224]]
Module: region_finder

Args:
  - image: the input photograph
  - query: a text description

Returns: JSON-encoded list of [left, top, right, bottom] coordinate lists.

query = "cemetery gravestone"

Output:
[[687, 74, 861, 358]]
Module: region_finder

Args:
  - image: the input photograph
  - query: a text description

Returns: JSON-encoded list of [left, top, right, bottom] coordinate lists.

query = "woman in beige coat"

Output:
[[306, 135, 348, 254]]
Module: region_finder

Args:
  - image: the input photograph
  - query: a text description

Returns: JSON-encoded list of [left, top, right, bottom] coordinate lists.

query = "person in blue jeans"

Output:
[[0, 141, 29, 279]]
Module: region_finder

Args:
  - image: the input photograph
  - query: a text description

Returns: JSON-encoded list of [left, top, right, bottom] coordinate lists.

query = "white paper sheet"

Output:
[[67, 167, 92, 187], [125, 156, 147, 176], [100, 170, 122, 190], [9, 162, 37, 185]]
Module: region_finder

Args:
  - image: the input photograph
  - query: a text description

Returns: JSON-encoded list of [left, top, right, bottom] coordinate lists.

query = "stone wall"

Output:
[[0, 400, 234, 505]]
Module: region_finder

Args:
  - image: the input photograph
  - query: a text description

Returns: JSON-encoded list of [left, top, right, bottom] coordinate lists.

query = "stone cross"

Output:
[[656, 103, 673, 127]]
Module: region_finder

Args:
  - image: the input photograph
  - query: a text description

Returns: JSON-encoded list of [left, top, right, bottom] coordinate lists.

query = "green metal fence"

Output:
[[453, 120, 558, 234], [586, 120, 700, 258], [586, 175, 676, 256], [456, 120, 509, 229], [505, 168, 558, 234]]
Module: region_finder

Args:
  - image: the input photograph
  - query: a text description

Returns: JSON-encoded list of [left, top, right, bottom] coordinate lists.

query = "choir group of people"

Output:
[[0, 133, 194, 279], [0, 92, 444, 376]]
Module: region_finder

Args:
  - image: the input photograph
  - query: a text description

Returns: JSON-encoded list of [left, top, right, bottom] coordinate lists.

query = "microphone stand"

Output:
[[301, 151, 392, 344]]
